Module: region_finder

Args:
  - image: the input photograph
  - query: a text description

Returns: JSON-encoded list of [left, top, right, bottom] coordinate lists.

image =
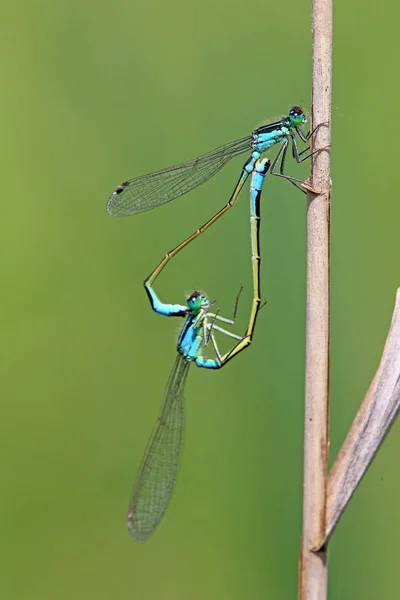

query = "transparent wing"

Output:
[[107, 135, 252, 216], [127, 354, 190, 543]]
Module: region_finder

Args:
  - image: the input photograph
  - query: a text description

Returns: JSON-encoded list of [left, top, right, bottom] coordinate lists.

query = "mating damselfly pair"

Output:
[[107, 107, 317, 542]]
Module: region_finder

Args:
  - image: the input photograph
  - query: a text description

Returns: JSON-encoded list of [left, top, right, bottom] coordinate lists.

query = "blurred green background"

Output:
[[1, 0, 399, 598]]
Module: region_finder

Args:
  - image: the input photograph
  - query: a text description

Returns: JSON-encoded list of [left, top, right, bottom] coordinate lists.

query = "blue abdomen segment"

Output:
[[177, 318, 221, 369], [145, 284, 187, 317], [178, 319, 201, 358], [252, 158, 269, 189], [252, 170, 266, 192], [194, 356, 220, 369], [250, 159, 269, 217]]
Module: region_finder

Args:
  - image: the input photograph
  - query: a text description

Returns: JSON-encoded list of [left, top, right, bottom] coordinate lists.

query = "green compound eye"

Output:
[[289, 106, 306, 125]]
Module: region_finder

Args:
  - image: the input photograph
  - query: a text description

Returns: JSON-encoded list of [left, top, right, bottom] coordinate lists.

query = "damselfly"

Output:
[[127, 158, 270, 542], [107, 107, 314, 219]]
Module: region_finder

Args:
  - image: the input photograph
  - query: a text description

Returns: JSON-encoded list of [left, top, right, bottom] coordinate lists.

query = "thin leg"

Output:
[[298, 121, 329, 142], [299, 146, 310, 157], [206, 309, 220, 344], [207, 286, 243, 326], [291, 134, 324, 165], [207, 323, 243, 341], [194, 327, 222, 369], [268, 121, 328, 193], [269, 139, 307, 191], [202, 317, 208, 346], [231, 285, 243, 322], [270, 137, 327, 194], [207, 312, 235, 325], [269, 138, 288, 175], [210, 332, 222, 363]]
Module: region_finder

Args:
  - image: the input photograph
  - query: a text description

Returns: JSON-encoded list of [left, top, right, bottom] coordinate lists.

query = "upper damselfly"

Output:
[[107, 107, 313, 218]]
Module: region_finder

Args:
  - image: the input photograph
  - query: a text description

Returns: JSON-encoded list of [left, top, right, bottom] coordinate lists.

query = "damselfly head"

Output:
[[288, 106, 307, 126], [187, 290, 209, 312]]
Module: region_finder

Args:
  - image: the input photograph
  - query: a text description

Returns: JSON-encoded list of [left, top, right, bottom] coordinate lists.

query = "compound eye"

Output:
[[290, 106, 303, 118]]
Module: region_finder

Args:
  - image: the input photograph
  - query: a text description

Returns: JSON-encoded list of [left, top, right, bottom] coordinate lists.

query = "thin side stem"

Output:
[[299, 0, 332, 596], [324, 289, 400, 543]]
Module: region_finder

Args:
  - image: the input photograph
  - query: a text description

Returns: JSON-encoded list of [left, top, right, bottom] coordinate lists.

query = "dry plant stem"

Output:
[[323, 289, 400, 544], [299, 0, 332, 596]]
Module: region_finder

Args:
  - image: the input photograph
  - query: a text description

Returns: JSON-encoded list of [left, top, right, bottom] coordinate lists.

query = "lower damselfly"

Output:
[[127, 158, 270, 542]]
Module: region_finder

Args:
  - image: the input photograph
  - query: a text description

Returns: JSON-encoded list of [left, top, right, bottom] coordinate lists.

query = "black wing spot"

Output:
[[115, 181, 129, 194]]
